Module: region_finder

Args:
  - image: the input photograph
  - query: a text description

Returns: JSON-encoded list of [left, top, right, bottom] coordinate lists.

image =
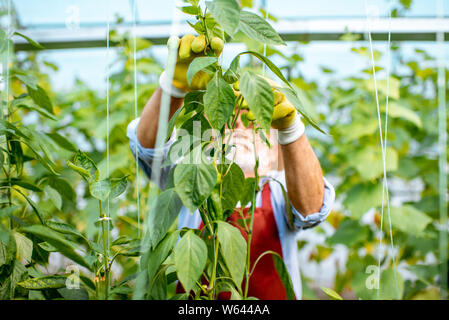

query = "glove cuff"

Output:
[[277, 115, 305, 146], [159, 71, 187, 98]]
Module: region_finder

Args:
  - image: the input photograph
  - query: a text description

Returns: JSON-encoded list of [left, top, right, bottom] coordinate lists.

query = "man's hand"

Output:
[[169, 34, 223, 91], [234, 78, 297, 130], [268, 86, 297, 130]]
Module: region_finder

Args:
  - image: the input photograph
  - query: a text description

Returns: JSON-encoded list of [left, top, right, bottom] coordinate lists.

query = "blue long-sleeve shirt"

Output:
[[127, 117, 335, 299]]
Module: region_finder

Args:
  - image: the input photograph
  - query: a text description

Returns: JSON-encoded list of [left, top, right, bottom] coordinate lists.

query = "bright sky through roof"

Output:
[[13, 0, 445, 27], [11, 0, 449, 91]]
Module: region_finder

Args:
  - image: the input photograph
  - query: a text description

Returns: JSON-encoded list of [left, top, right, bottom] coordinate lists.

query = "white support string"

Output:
[[3, 0, 11, 119], [380, 1, 399, 300], [105, 0, 111, 275], [364, 0, 398, 299], [132, 0, 141, 239], [436, 0, 448, 301]]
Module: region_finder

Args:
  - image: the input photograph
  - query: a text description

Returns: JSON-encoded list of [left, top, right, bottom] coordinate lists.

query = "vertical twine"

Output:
[[132, 0, 141, 239], [4, 0, 11, 119], [437, 0, 448, 300], [364, 0, 398, 299], [105, 0, 111, 286]]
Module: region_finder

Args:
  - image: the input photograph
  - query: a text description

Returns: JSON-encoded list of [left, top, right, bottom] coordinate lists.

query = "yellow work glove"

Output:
[[233, 78, 298, 130], [169, 34, 223, 92]]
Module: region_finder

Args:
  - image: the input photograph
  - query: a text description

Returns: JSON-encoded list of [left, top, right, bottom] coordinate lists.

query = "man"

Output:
[[127, 34, 335, 299]]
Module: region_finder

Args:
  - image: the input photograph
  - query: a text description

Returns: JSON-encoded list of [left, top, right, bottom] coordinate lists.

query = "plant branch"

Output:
[[244, 125, 260, 299]]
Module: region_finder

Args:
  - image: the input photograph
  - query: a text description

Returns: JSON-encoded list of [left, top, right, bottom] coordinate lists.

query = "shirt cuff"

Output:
[[126, 117, 176, 163], [291, 177, 335, 230]]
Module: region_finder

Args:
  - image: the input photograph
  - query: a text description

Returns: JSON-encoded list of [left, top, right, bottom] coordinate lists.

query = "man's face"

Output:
[[224, 108, 278, 178]]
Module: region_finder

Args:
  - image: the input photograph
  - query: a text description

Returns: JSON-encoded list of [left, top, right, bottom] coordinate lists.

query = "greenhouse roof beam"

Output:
[[13, 18, 449, 51]]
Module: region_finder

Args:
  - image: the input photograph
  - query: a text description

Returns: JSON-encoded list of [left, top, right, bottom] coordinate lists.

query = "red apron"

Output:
[[177, 182, 291, 300], [225, 181, 289, 300]]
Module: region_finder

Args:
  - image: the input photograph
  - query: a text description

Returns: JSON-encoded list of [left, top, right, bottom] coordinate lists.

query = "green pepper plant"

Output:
[[133, 0, 324, 300]]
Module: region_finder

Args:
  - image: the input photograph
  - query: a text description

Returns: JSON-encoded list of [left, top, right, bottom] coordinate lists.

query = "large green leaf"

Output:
[[186, 57, 217, 86], [385, 101, 422, 128], [218, 163, 245, 211], [45, 220, 85, 239], [0, 205, 21, 220], [348, 146, 398, 180], [389, 205, 432, 234], [45, 220, 93, 251], [166, 105, 185, 142], [216, 221, 247, 286], [109, 176, 128, 199], [406, 264, 439, 286], [0, 119, 29, 140], [238, 11, 285, 46], [67, 151, 99, 182], [205, 0, 240, 36], [327, 219, 370, 247], [338, 120, 378, 142], [180, 112, 211, 135], [216, 281, 242, 300], [146, 231, 180, 286], [179, 5, 201, 15], [12, 231, 33, 263], [149, 265, 168, 299], [44, 185, 62, 210], [12, 71, 38, 90], [19, 132, 59, 175], [203, 72, 235, 130], [148, 188, 183, 248], [240, 177, 257, 208], [174, 230, 207, 293], [269, 178, 294, 229], [18, 276, 66, 290], [14, 32, 44, 50], [174, 163, 217, 213], [14, 97, 57, 120], [0, 227, 16, 275], [378, 268, 403, 300], [58, 287, 89, 300], [344, 183, 383, 219], [47, 177, 76, 202], [365, 77, 400, 99], [89, 179, 111, 202], [26, 85, 53, 113], [183, 90, 205, 113], [272, 252, 295, 300], [1, 260, 26, 299], [9, 140, 24, 176], [45, 132, 77, 152], [351, 267, 403, 300], [21, 225, 92, 271], [223, 55, 240, 84], [240, 71, 274, 130], [0, 178, 42, 192], [14, 188, 45, 224], [237, 51, 292, 89]]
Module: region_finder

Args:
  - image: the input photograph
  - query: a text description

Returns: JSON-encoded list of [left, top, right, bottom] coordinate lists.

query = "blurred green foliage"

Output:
[[0, 0, 447, 299]]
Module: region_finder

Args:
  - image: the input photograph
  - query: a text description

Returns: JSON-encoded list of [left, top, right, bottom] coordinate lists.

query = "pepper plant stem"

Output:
[[98, 200, 109, 300], [244, 126, 259, 299]]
